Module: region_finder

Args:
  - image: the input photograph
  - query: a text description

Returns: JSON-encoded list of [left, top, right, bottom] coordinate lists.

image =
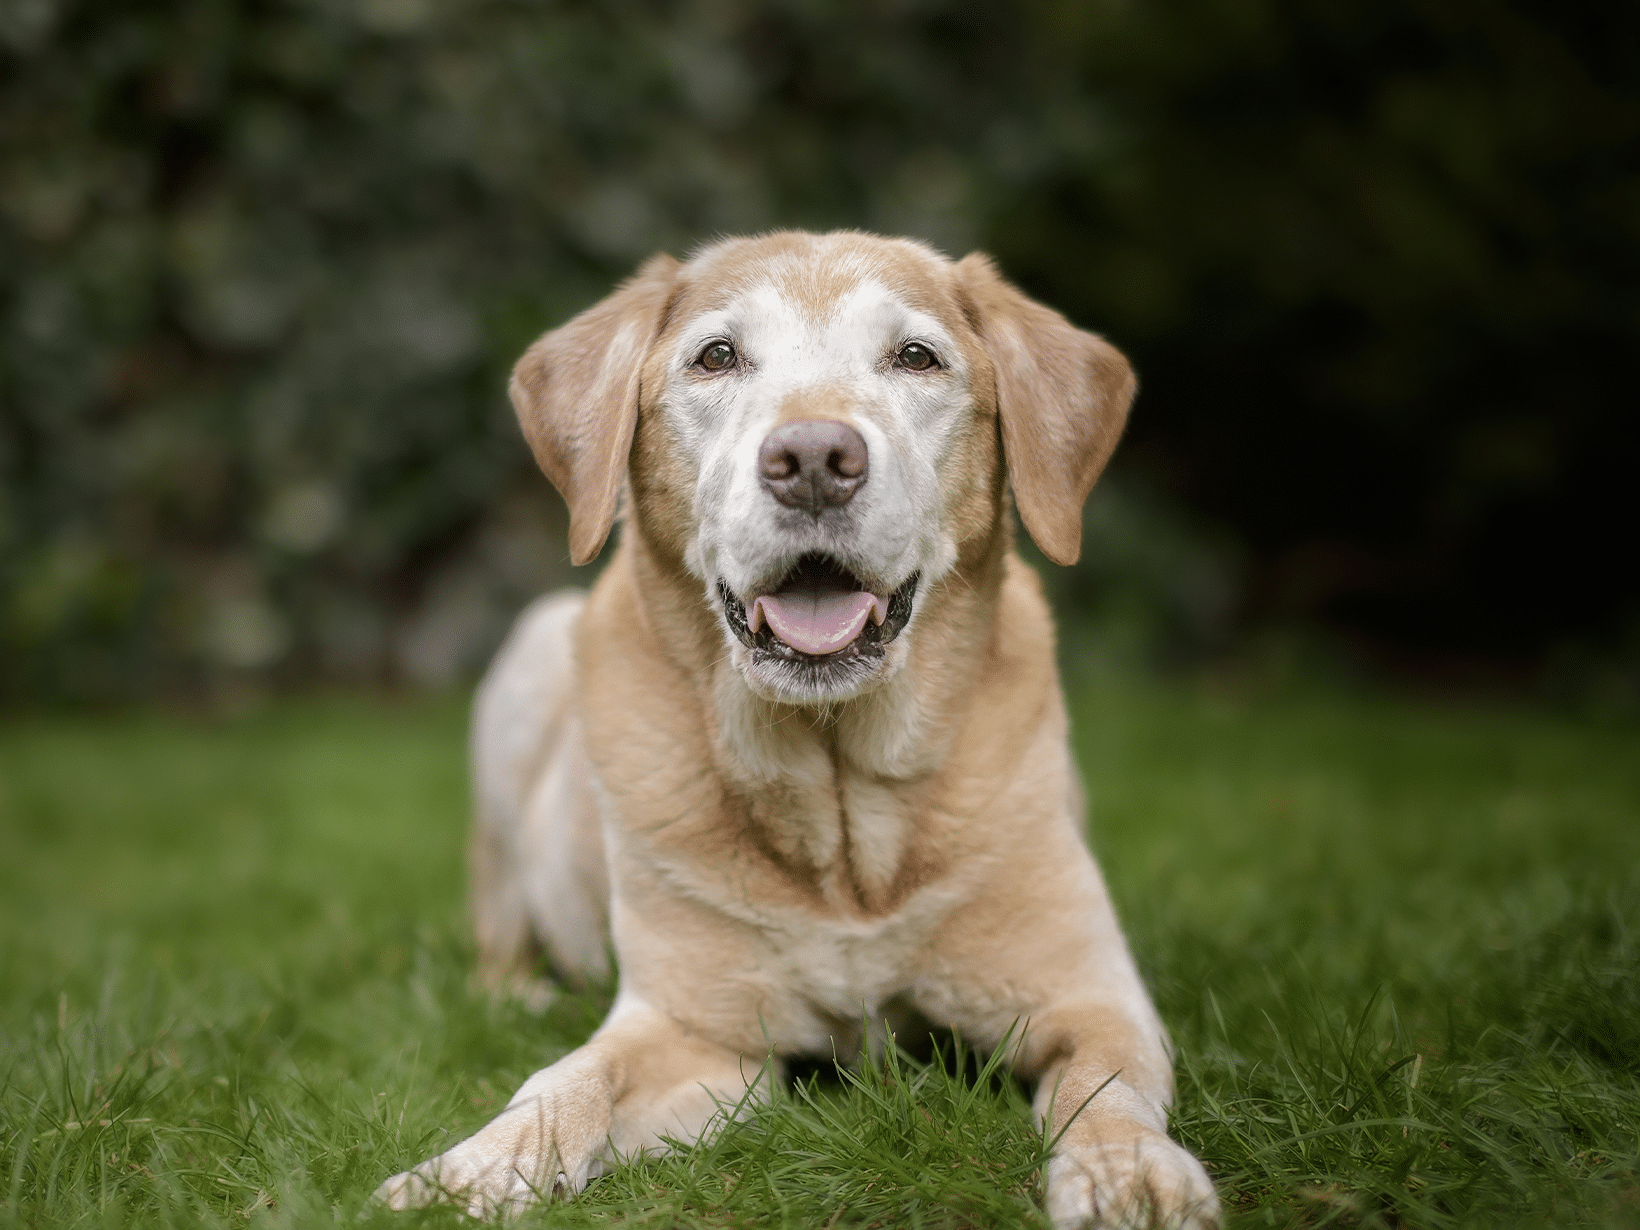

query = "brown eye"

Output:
[[697, 340, 736, 372], [897, 342, 938, 372]]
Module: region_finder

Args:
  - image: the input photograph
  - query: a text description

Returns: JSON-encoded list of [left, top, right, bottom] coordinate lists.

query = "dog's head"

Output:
[[510, 231, 1134, 704]]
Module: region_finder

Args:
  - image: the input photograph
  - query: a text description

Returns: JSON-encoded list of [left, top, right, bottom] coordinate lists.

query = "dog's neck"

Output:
[[620, 513, 1016, 915]]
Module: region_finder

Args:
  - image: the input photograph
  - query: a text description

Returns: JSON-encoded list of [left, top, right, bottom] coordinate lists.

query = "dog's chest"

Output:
[[721, 762, 977, 1039], [762, 884, 961, 1024], [728, 740, 953, 920], [705, 683, 963, 917]]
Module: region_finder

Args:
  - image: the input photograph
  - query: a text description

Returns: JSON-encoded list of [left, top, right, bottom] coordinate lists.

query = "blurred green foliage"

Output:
[[993, 0, 1640, 670], [1, 0, 1634, 701]]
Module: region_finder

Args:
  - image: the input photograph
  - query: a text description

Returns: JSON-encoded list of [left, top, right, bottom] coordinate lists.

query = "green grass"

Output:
[[1, 681, 1636, 1228]]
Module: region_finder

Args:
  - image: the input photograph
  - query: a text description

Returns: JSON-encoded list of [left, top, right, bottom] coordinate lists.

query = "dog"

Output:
[[373, 231, 1219, 1229]]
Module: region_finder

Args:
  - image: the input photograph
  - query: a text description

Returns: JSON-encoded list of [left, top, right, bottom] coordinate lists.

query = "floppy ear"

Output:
[[957, 253, 1136, 566], [509, 254, 682, 565]]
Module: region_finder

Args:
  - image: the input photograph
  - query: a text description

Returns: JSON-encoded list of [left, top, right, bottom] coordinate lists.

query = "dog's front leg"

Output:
[[373, 995, 768, 1218], [1028, 1007, 1219, 1230]]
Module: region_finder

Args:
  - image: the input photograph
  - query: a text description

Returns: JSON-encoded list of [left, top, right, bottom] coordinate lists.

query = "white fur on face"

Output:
[[654, 274, 974, 702]]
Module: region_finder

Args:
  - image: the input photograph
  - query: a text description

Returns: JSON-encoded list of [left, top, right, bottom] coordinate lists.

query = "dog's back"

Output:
[[470, 590, 608, 988]]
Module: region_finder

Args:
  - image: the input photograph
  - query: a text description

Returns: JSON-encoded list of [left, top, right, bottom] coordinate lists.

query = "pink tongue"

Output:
[[752, 590, 887, 656]]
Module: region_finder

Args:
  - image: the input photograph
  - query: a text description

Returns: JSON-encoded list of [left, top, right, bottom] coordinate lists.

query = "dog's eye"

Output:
[[896, 342, 938, 372], [696, 341, 737, 372]]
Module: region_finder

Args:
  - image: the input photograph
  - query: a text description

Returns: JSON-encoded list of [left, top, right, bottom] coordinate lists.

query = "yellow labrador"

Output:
[[375, 231, 1219, 1229]]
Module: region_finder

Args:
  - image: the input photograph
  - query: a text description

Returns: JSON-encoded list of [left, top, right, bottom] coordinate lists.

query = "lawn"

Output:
[[1, 679, 1635, 1228]]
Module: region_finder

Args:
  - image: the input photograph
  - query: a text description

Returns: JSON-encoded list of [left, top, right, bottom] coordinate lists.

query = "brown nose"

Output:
[[758, 420, 869, 513]]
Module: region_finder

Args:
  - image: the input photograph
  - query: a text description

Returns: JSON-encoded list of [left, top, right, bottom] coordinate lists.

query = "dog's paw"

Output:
[[1045, 1130, 1219, 1230], [371, 1059, 611, 1218]]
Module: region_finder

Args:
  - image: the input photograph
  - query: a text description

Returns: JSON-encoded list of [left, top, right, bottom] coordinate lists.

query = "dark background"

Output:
[[2, 0, 1636, 705]]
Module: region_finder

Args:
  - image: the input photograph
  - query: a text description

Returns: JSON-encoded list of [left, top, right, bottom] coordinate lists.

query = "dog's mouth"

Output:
[[719, 555, 918, 664]]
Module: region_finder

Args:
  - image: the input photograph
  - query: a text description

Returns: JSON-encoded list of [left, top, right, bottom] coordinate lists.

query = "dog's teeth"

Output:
[[748, 597, 765, 633], [871, 596, 889, 626]]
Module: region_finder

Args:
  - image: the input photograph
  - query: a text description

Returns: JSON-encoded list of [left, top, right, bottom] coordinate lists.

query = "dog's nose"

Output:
[[758, 420, 869, 513]]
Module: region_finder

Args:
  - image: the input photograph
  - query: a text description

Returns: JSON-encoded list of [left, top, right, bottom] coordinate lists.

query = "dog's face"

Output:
[[636, 236, 998, 702], [510, 232, 1136, 706]]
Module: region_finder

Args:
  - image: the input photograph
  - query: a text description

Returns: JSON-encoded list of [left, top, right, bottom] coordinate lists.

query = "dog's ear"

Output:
[[957, 253, 1135, 566], [510, 254, 682, 565]]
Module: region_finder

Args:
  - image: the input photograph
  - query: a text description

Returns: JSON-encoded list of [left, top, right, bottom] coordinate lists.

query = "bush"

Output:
[[3, 0, 1634, 700]]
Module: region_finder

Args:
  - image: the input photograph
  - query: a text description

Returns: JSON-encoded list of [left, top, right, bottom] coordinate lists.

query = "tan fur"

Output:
[[375, 232, 1217, 1229], [775, 382, 860, 425], [511, 254, 681, 565], [957, 253, 1136, 566]]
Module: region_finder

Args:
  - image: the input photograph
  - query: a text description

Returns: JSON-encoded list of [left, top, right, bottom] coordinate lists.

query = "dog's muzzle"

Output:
[[719, 555, 918, 665]]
